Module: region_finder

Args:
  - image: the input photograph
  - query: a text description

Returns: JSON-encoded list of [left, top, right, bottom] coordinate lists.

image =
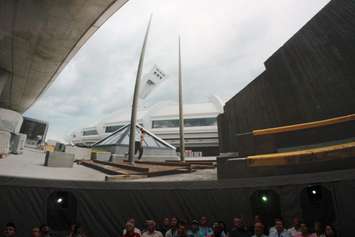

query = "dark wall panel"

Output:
[[0, 176, 355, 237], [218, 0, 355, 153]]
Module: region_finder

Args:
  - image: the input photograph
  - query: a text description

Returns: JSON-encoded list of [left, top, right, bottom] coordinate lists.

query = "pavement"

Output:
[[0, 148, 217, 182], [0, 149, 106, 181]]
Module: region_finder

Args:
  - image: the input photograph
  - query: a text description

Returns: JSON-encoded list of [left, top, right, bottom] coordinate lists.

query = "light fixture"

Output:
[[261, 195, 268, 203], [306, 184, 322, 202], [56, 197, 63, 204]]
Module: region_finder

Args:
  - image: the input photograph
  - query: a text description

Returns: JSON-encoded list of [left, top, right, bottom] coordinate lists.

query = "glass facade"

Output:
[[82, 129, 98, 136], [152, 117, 217, 128], [94, 125, 172, 149], [105, 125, 124, 133], [20, 118, 47, 140]]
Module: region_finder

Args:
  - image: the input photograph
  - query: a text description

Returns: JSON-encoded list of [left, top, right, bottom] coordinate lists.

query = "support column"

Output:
[[178, 37, 185, 162], [128, 15, 152, 164], [0, 69, 10, 97]]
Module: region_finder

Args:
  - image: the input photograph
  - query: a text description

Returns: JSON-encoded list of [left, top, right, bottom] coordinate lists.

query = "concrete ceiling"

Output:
[[0, 0, 128, 113]]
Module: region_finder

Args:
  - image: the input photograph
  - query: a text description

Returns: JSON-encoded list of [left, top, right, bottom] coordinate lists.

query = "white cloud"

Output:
[[25, 0, 330, 141]]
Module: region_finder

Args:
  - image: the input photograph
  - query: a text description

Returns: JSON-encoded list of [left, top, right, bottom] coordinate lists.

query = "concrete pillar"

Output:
[[0, 69, 10, 96]]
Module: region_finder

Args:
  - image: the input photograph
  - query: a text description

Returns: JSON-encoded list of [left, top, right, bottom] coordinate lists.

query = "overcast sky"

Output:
[[25, 0, 330, 142]]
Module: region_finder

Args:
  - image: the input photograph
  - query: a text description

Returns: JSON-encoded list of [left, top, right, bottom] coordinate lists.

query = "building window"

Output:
[[105, 125, 124, 133], [152, 117, 217, 128], [82, 129, 98, 136]]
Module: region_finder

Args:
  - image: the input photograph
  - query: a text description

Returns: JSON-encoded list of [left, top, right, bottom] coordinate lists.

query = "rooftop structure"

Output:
[[70, 95, 224, 156], [93, 124, 179, 162]]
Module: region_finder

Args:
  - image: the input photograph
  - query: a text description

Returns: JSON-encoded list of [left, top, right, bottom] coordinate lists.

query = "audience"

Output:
[[67, 224, 87, 237], [252, 222, 267, 237], [158, 218, 170, 236], [217, 221, 227, 236], [198, 216, 213, 237], [142, 220, 163, 237], [40, 224, 51, 237], [123, 218, 142, 236], [229, 217, 249, 237], [1, 215, 339, 237], [324, 225, 335, 237], [212, 222, 226, 237], [268, 218, 280, 235], [31, 227, 41, 237], [165, 217, 179, 237], [187, 220, 199, 237], [3, 223, 16, 237], [124, 221, 141, 237], [287, 217, 301, 237], [295, 223, 315, 237], [313, 222, 325, 237], [269, 219, 291, 237], [176, 223, 188, 237]]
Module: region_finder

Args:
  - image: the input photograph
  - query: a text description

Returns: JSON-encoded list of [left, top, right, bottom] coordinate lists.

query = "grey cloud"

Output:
[[25, 0, 330, 141]]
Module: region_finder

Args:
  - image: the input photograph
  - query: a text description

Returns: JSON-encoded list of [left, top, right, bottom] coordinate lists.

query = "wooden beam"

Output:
[[253, 114, 355, 136]]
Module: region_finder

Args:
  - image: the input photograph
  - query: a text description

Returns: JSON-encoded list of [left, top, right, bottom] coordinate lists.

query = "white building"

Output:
[[70, 95, 224, 156]]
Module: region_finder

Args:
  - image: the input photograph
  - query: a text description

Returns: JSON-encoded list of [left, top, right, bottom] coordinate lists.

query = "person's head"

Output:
[[163, 218, 170, 227], [199, 216, 208, 227], [191, 220, 199, 232], [31, 227, 41, 237], [324, 225, 336, 237], [125, 221, 135, 233], [40, 224, 49, 235], [254, 222, 264, 236], [275, 219, 284, 233], [170, 217, 178, 228], [3, 223, 16, 237], [233, 217, 242, 228], [292, 217, 300, 228], [70, 224, 81, 233], [140, 128, 145, 134], [212, 222, 222, 234], [147, 220, 156, 233], [73, 224, 82, 235], [314, 221, 323, 234], [254, 215, 262, 224], [218, 221, 226, 231], [177, 223, 187, 237], [300, 223, 309, 235], [69, 224, 76, 232], [128, 218, 136, 226]]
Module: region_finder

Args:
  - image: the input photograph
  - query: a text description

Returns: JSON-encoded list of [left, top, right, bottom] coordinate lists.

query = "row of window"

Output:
[[105, 125, 124, 133], [153, 71, 164, 80], [82, 118, 217, 136], [152, 117, 217, 129], [82, 130, 98, 136]]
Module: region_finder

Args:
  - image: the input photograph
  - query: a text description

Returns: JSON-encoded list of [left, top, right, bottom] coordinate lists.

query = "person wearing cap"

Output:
[[187, 220, 200, 237], [3, 223, 16, 237]]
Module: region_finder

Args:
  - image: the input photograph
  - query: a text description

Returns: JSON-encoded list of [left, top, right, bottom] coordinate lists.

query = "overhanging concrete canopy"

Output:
[[0, 0, 129, 113]]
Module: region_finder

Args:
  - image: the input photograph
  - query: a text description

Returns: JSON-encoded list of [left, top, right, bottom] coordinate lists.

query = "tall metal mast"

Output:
[[128, 15, 152, 164], [178, 36, 185, 162]]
